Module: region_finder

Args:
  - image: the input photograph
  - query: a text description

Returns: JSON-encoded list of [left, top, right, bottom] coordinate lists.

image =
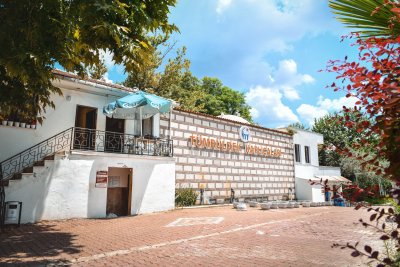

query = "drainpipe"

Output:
[[140, 107, 142, 137], [168, 110, 172, 141]]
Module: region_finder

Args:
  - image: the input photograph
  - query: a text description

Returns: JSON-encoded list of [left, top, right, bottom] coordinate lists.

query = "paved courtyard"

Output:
[[0, 206, 382, 266]]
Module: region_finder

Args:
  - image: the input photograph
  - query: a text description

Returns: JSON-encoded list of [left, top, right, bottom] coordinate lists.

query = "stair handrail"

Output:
[[0, 127, 74, 181]]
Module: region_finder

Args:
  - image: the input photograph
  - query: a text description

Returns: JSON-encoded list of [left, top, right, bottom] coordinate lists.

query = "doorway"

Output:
[[106, 167, 132, 216], [74, 105, 97, 150], [105, 117, 125, 152]]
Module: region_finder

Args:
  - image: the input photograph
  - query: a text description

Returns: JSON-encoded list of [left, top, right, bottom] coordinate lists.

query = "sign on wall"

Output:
[[108, 176, 121, 187], [95, 171, 108, 188], [189, 135, 282, 158], [239, 126, 250, 142]]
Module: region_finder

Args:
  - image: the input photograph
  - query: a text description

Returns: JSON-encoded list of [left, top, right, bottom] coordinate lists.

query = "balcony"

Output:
[[0, 127, 173, 182], [72, 127, 173, 157]]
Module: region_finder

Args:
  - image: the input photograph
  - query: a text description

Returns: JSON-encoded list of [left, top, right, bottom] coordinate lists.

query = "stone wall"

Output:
[[160, 109, 295, 201]]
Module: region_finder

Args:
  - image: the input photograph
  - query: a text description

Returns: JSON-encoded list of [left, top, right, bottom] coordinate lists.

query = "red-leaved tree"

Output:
[[326, 35, 400, 181]]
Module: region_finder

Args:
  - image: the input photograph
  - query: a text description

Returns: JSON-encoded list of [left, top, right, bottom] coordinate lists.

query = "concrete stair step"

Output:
[[3, 153, 58, 187]]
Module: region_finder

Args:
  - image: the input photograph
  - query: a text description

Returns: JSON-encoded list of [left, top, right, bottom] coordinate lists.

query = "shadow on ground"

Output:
[[0, 223, 82, 265]]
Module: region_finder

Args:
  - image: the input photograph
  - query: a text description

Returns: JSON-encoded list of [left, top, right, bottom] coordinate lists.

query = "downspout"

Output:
[[140, 107, 142, 137], [168, 110, 172, 141]]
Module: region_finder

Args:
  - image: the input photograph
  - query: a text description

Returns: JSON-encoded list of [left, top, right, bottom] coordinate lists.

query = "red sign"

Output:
[[95, 171, 108, 188]]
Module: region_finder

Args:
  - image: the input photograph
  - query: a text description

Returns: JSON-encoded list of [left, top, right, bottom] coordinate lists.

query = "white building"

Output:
[[0, 70, 176, 223], [288, 128, 349, 202], [1, 70, 342, 224]]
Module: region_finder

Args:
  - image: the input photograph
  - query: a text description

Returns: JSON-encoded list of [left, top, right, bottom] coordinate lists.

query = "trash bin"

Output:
[[4, 201, 22, 226]]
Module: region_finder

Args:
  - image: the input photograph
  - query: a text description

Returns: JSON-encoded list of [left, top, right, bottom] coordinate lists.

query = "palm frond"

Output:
[[329, 0, 400, 38]]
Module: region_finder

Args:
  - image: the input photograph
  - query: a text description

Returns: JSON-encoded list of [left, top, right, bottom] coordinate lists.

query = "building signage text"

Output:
[[189, 135, 281, 157]]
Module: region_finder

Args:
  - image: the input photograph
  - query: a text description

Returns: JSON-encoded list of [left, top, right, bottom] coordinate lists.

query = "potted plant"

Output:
[[31, 120, 36, 129], [0, 114, 6, 126], [14, 120, 20, 127], [19, 112, 28, 128], [1, 107, 10, 126]]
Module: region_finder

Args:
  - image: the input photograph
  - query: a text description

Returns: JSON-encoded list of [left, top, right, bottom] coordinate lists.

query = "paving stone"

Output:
[[0, 207, 382, 266]]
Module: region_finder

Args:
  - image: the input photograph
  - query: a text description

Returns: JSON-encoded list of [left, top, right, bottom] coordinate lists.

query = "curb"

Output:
[[176, 204, 233, 210]]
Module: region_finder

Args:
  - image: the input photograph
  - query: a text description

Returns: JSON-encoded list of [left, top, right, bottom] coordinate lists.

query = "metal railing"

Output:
[[0, 127, 74, 182], [0, 127, 173, 182], [72, 127, 174, 157], [0, 126, 172, 230]]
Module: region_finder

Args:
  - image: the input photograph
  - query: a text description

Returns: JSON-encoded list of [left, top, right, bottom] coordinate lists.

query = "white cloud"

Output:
[[250, 107, 260, 119], [246, 85, 299, 126], [99, 49, 115, 69], [216, 0, 233, 14], [98, 49, 125, 84], [297, 95, 359, 125], [172, 0, 340, 89], [267, 59, 315, 101], [103, 72, 113, 84]]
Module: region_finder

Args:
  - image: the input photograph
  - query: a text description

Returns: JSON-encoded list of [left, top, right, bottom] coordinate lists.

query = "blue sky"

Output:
[[105, 0, 360, 128]]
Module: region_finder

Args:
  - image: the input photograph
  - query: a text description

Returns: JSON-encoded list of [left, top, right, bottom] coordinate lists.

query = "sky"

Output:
[[105, 0, 360, 128]]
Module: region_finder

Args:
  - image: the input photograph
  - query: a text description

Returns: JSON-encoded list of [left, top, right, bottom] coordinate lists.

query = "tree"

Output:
[[312, 111, 382, 179], [287, 122, 309, 130], [123, 34, 173, 91], [124, 43, 253, 120], [328, 2, 400, 265], [329, 0, 400, 38], [200, 77, 253, 122], [0, 0, 177, 121], [89, 60, 107, 80], [326, 36, 400, 180], [124, 45, 207, 113]]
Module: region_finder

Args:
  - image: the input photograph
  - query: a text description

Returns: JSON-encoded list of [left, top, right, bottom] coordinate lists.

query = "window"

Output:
[[142, 117, 153, 137], [294, 144, 301, 163], [305, 146, 310, 164]]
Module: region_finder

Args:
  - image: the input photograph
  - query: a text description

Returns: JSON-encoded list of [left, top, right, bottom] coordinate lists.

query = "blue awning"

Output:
[[103, 91, 173, 120]]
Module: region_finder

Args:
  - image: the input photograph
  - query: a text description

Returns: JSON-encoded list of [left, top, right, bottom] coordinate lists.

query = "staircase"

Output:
[[0, 127, 74, 229], [0, 127, 74, 183], [0, 126, 174, 228]]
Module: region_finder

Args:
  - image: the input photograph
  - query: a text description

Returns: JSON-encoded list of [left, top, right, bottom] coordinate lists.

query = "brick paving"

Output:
[[0, 206, 382, 266]]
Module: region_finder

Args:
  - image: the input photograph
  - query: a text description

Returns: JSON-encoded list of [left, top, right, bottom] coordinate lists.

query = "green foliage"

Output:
[[175, 188, 198, 207], [287, 122, 309, 130], [199, 77, 253, 122], [312, 111, 384, 180], [356, 172, 392, 193], [329, 0, 400, 38], [363, 196, 390, 205], [0, 0, 177, 121], [89, 60, 108, 80], [387, 198, 400, 214], [124, 40, 253, 121], [123, 34, 170, 91]]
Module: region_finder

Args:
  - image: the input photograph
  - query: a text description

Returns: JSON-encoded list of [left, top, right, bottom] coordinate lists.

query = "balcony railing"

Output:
[[72, 127, 174, 157], [0, 127, 173, 182]]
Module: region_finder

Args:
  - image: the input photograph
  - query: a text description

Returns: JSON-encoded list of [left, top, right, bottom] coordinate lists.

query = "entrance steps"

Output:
[[2, 151, 67, 188]]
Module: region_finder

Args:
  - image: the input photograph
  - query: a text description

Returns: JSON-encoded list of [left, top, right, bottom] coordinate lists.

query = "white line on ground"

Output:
[[46, 210, 334, 266]]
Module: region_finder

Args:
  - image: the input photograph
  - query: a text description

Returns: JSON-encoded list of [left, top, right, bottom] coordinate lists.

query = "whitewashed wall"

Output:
[[0, 79, 130, 162], [292, 129, 323, 168], [5, 152, 175, 223], [293, 129, 342, 201], [295, 178, 324, 202]]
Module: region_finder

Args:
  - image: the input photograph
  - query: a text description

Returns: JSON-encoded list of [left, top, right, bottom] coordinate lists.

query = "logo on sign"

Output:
[[239, 126, 250, 142]]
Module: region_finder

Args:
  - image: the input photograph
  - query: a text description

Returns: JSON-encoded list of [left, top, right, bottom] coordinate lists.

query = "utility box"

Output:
[[4, 201, 22, 226]]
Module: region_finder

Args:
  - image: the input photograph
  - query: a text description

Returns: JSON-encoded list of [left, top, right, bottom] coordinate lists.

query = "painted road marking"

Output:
[[48, 210, 333, 266], [166, 217, 224, 227]]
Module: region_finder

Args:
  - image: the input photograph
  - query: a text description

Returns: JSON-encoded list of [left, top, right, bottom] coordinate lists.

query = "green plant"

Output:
[[175, 188, 198, 207]]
